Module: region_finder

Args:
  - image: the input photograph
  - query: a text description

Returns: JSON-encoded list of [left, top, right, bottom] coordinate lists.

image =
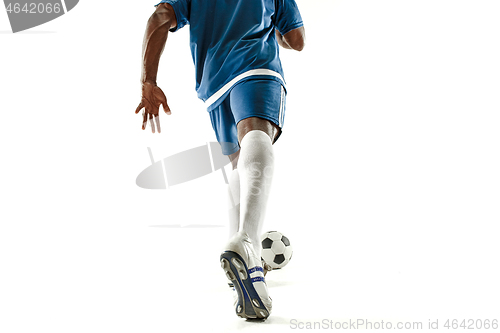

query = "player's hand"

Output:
[[135, 81, 171, 133]]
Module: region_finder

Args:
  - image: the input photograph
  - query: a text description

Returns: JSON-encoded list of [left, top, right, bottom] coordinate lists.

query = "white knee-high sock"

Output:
[[238, 130, 275, 260], [227, 169, 240, 239]]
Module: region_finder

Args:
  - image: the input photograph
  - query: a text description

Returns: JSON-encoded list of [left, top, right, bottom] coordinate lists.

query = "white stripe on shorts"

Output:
[[278, 85, 285, 127], [205, 69, 286, 108]]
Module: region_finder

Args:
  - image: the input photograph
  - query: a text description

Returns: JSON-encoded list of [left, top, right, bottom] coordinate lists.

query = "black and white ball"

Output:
[[261, 231, 293, 269]]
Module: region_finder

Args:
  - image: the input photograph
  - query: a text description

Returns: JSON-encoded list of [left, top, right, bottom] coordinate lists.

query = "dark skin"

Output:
[[136, 3, 306, 166]]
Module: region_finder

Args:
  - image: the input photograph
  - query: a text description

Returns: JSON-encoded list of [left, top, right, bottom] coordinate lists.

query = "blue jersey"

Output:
[[155, 0, 303, 111]]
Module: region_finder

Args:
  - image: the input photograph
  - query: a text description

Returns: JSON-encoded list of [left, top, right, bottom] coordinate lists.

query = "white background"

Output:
[[1, 0, 499, 332]]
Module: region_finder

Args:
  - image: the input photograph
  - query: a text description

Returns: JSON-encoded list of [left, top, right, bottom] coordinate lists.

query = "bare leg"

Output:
[[237, 117, 279, 144]]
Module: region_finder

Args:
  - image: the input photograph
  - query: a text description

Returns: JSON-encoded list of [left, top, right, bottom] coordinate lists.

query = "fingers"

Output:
[[141, 110, 160, 133], [154, 86, 171, 115], [155, 114, 161, 133], [142, 110, 148, 130], [140, 102, 161, 133], [163, 102, 172, 115], [135, 102, 144, 114], [149, 112, 155, 133], [141, 112, 161, 133], [138, 84, 170, 133]]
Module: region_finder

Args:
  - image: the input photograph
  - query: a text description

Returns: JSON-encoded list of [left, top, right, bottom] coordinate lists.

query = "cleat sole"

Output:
[[220, 251, 270, 319]]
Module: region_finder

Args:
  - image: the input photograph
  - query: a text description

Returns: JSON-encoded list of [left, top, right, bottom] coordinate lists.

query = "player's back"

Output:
[[160, 0, 303, 108], [188, 0, 282, 103]]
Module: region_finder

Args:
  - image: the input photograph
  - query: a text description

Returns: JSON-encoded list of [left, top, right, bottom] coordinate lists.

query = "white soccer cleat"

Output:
[[228, 259, 271, 288], [220, 231, 272, 319]]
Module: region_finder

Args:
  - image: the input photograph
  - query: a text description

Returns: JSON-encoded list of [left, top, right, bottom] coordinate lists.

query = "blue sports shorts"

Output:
[[209, 79, 286, 156]]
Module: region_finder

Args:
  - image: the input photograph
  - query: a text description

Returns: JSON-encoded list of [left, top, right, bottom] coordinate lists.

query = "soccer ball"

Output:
[[261, 231, 293, 269]]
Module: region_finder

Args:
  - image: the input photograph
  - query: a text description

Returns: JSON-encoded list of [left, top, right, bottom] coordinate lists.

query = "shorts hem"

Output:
[[222, 144, 241, 156]]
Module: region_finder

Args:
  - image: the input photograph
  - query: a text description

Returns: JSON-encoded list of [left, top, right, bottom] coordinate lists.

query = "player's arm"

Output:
[[276, 26, 306, 51], [135, 3, 177, 133], [141, 3, 177, 84]]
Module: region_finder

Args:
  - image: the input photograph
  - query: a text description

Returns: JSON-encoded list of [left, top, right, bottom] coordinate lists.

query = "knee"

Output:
[[237, 117, 278, 144]]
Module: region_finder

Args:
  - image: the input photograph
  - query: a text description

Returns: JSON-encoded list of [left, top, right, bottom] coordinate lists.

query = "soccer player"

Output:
[[135, 0, 305, 319]]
